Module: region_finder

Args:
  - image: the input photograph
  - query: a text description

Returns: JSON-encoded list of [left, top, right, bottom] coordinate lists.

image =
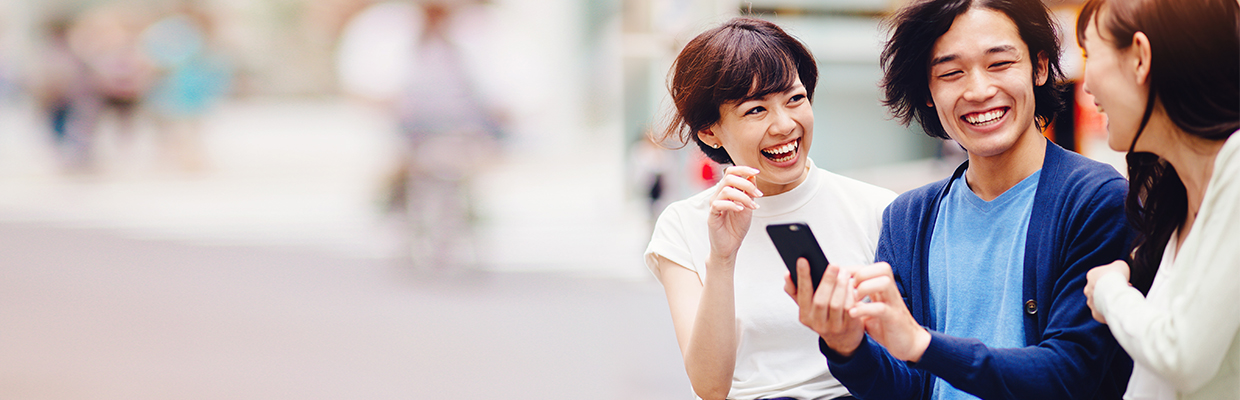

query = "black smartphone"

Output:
[[766, 223, 830, 291]]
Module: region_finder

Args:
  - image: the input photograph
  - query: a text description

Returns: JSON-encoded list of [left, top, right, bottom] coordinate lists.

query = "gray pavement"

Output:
[[0, 222, 689, 399]]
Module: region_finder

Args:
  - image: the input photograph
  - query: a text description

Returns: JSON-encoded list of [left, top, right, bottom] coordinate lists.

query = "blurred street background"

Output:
[[0, 0, 1120, 398]]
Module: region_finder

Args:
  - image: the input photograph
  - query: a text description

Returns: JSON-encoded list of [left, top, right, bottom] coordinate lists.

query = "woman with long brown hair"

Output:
[[1079, 0, 1240, 398]]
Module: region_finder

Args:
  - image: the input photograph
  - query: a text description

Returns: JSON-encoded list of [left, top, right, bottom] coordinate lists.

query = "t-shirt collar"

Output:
[[753, 158, 820, 218]]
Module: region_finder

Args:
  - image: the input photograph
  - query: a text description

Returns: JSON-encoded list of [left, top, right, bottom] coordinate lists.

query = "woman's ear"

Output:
[[697, 127, 721, 148], [1131, 31, 1153, 85]]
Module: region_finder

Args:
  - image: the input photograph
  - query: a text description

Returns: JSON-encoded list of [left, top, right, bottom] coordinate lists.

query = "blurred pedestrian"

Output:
[[69, 5, 155, 150], [140, 5, 234, 171], [338, 1, 503, 269], [32, 17, 99, 170], [628, 131, 673, 229], [397, 2, 502, 270]]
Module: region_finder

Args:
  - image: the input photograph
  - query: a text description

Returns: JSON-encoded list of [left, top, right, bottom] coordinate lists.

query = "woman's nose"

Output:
[[768, 107, 796, 134]]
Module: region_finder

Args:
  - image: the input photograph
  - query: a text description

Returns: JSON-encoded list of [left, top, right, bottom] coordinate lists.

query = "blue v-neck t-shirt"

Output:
[[928, 169, 1041, 400]]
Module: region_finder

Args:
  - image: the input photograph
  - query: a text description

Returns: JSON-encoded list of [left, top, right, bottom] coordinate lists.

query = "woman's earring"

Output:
[[710, 143, 721, 149]]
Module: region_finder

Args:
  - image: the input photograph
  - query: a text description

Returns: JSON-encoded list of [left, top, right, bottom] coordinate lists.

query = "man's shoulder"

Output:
[[1043, 146, 1128, 203], [886, 174, 954, 218], [1048, 145, 1125, 184]]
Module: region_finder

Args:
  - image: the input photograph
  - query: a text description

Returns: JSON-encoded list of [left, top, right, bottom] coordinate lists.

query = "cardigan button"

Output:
[[1024, 299, 1038, 315]]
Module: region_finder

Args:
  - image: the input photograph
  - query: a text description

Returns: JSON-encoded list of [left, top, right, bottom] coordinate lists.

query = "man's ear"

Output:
[[1034, 51, 1050, 86], [1131, 31, 1152, 85]]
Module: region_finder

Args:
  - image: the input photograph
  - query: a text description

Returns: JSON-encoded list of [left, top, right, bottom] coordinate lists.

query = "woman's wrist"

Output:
[[706, 252, 738, 272], [1093, 271, 1130, 317]]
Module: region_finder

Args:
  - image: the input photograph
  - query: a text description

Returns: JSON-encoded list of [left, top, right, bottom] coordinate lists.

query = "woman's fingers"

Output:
[[1084, 264, 1107, 324], [716, 185, 759, 210], [722, 165, 761, 181], [709, 166, 763, 214], [711, 199, 746, 213], [720, 168, 762, 194]]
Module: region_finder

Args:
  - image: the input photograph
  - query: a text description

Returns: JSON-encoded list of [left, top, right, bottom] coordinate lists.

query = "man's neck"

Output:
[[963, 128, 1048, 201]]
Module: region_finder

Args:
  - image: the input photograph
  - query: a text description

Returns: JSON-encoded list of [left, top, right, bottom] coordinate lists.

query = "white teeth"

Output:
[[763, 141, 797, 156], [770, 152, 795, 162], [762, 141, 798, 163], [965, 109, 1006, 125]]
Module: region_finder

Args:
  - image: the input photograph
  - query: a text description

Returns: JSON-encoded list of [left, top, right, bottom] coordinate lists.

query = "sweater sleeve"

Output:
[[913, 176, 1132, 400], [1095, 146, 1240, 393], [824, 336, 930, 399], [824, 200, 932, 400]]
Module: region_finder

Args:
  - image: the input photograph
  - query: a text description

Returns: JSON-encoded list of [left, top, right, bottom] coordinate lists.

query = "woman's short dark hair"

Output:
[[659, 17, 819, 164], [881, 0, 1065, 140], [1077, 0, 1240, 293]]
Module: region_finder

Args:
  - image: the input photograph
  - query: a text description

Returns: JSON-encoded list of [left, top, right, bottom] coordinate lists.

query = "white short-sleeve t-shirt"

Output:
[[645, 159, 896, 400]]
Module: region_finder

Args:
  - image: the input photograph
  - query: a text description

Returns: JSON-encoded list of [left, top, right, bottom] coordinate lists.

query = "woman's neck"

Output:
[[1146, 116, 1226, 234]]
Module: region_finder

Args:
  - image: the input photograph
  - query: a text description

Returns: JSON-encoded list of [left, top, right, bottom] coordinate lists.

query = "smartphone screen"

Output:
[[766, 223, 830, 291]]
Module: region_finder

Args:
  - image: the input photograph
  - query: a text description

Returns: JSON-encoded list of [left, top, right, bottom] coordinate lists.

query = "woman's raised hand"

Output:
[[1084, 260, 1131, 324], [707, 166, 763, 264]]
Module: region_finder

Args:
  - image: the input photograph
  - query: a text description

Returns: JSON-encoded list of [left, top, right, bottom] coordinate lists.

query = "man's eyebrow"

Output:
[[930, 54, 957, 67], [930, 45, 1020, 67], [987, 45, 1019, 55]]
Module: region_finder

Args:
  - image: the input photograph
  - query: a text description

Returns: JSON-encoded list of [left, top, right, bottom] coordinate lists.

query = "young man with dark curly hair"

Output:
[[785, 0, 1135, 399]]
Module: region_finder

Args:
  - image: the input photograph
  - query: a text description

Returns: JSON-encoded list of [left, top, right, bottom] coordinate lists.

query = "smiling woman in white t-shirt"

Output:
[[644, 17, 895, 400]]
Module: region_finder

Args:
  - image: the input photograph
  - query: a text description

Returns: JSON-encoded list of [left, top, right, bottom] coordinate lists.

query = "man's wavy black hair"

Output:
[[880, 0, 1065, 139]]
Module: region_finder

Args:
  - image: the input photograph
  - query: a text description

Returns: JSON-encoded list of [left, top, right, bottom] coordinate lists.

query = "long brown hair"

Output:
[[1077, 0, 1240, 293]]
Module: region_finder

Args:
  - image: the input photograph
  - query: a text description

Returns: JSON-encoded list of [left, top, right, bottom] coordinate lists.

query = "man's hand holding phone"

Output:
[[784, 259, 867, 357], [848, 262, 931, 363]]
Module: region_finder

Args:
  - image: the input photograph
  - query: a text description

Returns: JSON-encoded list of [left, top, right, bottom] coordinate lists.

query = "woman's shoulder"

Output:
[[652, 184, 717, 231], [664, 184, 717, 214], [1216, 131, 1240, 175], [814, 167, 898, 206]]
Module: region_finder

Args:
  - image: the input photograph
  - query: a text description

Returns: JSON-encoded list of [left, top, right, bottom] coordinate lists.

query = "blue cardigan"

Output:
[[823, 141, 1134, 399]]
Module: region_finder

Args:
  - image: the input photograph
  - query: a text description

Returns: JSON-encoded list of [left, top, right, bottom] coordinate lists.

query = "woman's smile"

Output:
[[761, 138, 800, 164]]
